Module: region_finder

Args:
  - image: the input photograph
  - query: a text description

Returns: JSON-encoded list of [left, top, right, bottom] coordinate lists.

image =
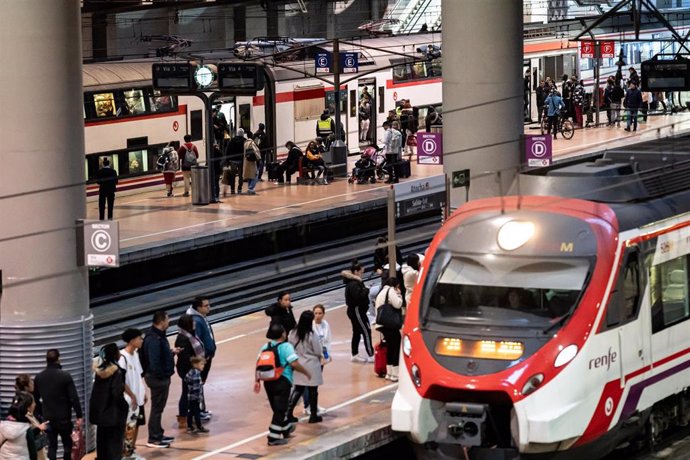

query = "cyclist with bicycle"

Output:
[[545, 89, 565, 140]]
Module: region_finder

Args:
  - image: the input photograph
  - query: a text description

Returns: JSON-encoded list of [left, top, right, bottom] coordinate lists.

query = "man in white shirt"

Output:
[[119, 328, 147, 459]]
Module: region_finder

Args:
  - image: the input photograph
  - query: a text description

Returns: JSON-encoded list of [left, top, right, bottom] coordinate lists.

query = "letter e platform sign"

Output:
[[524, 135, 552, 167], [77, 220, 120, 267]]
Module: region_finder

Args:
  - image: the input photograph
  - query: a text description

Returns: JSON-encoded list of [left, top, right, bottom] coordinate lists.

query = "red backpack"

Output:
[[256, 342, 284, 381]]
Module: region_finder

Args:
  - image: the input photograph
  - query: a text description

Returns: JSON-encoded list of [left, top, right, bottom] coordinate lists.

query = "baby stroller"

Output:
[[348, 145, 379, 184]]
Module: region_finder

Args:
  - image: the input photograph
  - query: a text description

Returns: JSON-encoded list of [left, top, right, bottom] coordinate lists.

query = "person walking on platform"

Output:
[[254, 324, 311, 446], [90, 343, 128, 460], [316, 110, 335, 150], [265, 292, 297, 335], [223, 129, 246, 194], [178, 134, 198, 197], [142, 311, 177, 448], [286, 311, 324, 424], [624, 82, 642, 132], [174, 314, 205, 431], [254, 123, 270, 180], [33, 349, 83, 460], [187, 297, 216, 420], [342, 260, 373, 363], [375, 278, 404, 382], [572, 78, 585, 128], [159, 141, 178, 198], [118, 328, 146, 460], [544, 89, 565, 140], [242, 132, 261, 195], [96, 157, 118, 220]]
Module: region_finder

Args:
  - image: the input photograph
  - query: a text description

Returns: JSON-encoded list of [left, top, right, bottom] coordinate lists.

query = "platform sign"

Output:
[[315, 53, 331, 73], [340, 52, 359, 73], [601, 41, 616, 58], [152, 63, 194, 90], [394, 174, 446, 219], [218, 63, 264, 93], [417, 132, 443, 165], [77, 220, 120, 267], [580, 41, 595, 59], [525, 135, 552, 167]]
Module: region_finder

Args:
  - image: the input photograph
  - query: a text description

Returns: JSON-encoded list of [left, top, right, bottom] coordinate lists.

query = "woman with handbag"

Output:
[[375, 277, 404, 382]]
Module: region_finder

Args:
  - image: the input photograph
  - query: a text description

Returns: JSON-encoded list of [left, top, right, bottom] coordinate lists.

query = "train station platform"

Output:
[[84, 290, 401, 460], [88, 111, 690, 263]]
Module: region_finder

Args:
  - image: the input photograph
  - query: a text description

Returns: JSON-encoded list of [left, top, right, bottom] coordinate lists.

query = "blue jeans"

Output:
[[626, 109, 638, 130], [247, 171, 259, 191]]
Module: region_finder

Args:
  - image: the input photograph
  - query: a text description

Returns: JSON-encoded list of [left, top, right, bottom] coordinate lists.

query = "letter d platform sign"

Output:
[[524, 135, 552, 167]]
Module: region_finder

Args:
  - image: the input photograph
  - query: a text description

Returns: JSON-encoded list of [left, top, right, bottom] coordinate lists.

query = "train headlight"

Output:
[[411, 363, 422, 387], [521, 373, 544, 396], [554, 344, 578, 368], [403, 335, 412, 357], [497, 220, 535, 251]]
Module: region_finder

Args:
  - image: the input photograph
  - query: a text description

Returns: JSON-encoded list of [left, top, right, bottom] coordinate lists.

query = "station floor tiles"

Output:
[[85, 290, 397, 460], [87, 157, 443, 251]]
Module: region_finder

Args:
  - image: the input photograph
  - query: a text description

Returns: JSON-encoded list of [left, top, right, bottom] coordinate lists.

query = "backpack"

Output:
[[156, 152, 170, 172], [245, 146, 257, 162], [182, 146, 197, 167], [255, 342, 284, 381]]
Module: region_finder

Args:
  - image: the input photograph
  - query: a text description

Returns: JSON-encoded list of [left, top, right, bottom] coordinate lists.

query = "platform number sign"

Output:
[[601, 41, 615, 59], [525, 135, 552, 167], [77, 220, 120, 267], [580, 41, 595, 59], [315, 53, 331, 73], [340, 52, 359, 73]]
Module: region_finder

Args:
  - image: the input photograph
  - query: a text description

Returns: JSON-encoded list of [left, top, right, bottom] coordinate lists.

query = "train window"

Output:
[[149, 90, 175, 113], [325, 90, 347, 115], [603, 249, 642, 330], [650, 255, 690, 334], [190, 110, 203, 141], [123, 89, 146, 115], [391, 58, 438, 83], [93, 92, 116, 118], [422, 254, 590, 329], [127, 150, 147, 174]]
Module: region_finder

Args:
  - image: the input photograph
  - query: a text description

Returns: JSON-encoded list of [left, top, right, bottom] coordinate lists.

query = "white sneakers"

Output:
[[385, 365, 399, 382], [303, 406, 326, 416], [351, 354, 373, 363]]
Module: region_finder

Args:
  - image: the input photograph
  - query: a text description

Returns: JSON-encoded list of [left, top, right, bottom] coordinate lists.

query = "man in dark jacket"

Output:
[[187, 297, 216, 419], [342, 262, 373, 362], [254, 123, 270, 179], [223, 129, 247, 194], [624, 82, 643, 132], [279, 141, 303, 184], [96, 157, 118, 220], [142, 310, 176, 448], [265, 291, 297, 334], [34, 349, 83, 460]]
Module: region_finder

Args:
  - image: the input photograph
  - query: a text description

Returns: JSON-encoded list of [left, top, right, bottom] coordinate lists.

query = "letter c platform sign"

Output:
[[78, 220, 120, 267]]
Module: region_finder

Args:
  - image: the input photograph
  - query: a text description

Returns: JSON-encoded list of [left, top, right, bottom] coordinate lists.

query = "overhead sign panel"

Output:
[[580, 41, 595, 59], [218, 63, 265, 94], [601, 41, 615, 58], [152, 63, 194, 90], [641, 57, 690, 92], [394, 174, 446, 219], [340, 52, 359, 73], [315, 53, 331, 73], [77, 220, 120, 267]]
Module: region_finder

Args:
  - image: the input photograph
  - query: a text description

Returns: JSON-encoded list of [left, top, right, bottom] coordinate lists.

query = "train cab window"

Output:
[[650, 255, 690, 333], [603, 249, 642, 330], [421, 253, 590, 331]]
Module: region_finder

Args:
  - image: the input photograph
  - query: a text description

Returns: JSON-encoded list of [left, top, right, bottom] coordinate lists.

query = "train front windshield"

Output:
[[422, 252, 591, 329]]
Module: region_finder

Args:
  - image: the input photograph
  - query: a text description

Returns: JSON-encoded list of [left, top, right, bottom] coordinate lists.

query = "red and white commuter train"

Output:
[[393, 146, 690, 459]]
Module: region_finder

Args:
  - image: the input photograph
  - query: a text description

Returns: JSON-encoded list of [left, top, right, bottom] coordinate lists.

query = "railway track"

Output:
[[92, 215, 441, 345]]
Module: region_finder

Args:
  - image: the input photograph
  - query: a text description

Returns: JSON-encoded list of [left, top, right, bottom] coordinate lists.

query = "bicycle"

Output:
[[540, 109, 575, 140]]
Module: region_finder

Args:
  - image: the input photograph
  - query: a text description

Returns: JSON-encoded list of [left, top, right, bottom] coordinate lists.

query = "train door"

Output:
[[238, 103, 251, 133], [358, 78, 376, 148], [604, 246, 649, 386]]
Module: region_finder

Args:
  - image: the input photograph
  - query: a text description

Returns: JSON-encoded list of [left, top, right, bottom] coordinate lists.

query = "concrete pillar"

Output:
[[267, 1, 279, 37], [442, 0, 523, 206], [234, 5, 246, 42], [0, 0, 93, 443]]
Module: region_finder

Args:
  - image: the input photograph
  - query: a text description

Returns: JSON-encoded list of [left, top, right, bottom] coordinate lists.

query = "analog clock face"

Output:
[[195, 66, 214, 88]]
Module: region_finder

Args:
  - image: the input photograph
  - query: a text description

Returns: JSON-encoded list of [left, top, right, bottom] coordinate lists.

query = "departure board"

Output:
[[641, 57, 690, 91], [152, 63, 194, 90], [218, 63, 265, 93]]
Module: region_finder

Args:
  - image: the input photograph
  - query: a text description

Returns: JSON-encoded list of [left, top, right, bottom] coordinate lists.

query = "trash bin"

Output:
[[329, 141, 348, 178], [191, 165, 210, 205]]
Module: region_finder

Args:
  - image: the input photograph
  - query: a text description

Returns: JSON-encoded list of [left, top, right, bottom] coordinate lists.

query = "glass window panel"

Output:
[[124, 89, 146, 115], [128, 150, 147, 174], [149, 90, 175, 112], [93, 92, 116, 118]]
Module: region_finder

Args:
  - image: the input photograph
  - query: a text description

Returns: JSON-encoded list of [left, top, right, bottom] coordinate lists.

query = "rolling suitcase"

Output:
[[374, 340, 387, 378], [267, 161, 281, 181], [399, 159, 411, 178]]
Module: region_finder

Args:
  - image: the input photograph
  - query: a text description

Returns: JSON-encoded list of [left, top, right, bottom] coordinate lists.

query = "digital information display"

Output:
[[642, 58, 690, 91], [152, 63, 193, 90], [218, 63, 265, 93]]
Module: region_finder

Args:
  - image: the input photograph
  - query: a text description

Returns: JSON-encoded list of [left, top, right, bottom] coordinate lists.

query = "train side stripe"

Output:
[[84, 104, 187, 127]]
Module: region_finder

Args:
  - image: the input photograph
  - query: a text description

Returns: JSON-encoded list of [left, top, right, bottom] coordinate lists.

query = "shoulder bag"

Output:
[[376, 288, 403, 329]]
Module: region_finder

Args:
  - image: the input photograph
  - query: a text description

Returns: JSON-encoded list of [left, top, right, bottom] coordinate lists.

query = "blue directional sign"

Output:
[[315, 53, 331, 73], [341, 52, 359, 73]]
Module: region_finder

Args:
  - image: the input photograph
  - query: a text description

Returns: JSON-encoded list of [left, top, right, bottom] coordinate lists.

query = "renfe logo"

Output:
[[589, 347, 617, 371]]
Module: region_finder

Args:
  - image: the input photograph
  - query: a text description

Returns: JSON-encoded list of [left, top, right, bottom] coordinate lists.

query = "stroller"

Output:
[[348, 145, 379, 184]]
